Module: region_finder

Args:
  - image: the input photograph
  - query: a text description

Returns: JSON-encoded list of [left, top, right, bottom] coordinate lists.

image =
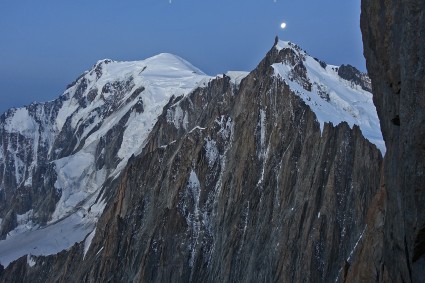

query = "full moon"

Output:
[[280, 22, 287, 29]]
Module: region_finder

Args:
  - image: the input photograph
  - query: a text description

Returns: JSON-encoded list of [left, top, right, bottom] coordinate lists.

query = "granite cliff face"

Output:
[[0, 40, 384, 282], [344, 1, 425, 282]]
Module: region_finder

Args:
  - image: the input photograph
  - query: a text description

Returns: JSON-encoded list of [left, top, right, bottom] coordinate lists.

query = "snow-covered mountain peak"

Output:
[[50, 54, 211, 220], [0, 53, 212, 266], [143, 53, 206, 75], [272, 39, 385, 154], [276, 40, 307, 55], [64, 53, 207, 102]]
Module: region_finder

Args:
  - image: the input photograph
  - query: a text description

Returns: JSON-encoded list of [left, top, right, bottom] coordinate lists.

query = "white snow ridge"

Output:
[[273, 40, 385, 154]]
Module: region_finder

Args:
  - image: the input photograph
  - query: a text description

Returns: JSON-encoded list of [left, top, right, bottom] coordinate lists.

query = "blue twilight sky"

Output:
[[0, 0, 364, 115]]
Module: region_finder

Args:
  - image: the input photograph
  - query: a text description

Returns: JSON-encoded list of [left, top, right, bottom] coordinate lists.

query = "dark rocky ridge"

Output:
[[344, 0, 425, 282], [0, 41, 383, 282], [337, 64, 372, 93]]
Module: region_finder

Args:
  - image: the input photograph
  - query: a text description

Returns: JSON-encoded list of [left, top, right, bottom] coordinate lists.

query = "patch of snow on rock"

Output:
[[27, 254, 36, 267], [4, 108, 38, 138]]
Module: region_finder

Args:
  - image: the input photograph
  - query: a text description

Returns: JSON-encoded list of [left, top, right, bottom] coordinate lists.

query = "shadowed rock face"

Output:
[[345, 0, 425, 282], [337, 65, 372, 93], [0, 43, 382, 282]]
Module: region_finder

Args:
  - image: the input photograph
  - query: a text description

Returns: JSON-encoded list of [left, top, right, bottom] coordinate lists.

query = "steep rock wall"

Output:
[[346, 1, 425, 282]]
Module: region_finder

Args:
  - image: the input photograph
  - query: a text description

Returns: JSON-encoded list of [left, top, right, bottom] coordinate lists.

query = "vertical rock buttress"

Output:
[[347, 1, 425, 282]]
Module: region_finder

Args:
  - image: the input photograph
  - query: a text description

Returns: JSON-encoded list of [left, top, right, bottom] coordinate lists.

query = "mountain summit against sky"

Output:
[[0, 52, 211, 264], [0, 38, 384, 282]]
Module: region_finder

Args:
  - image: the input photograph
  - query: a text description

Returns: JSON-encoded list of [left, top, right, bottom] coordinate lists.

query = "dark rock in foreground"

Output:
[[345, 0, 425, 282]]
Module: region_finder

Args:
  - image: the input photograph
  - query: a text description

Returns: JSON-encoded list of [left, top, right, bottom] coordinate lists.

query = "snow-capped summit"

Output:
[[0, 53, 211, 266], [273, 40, 385, 154]]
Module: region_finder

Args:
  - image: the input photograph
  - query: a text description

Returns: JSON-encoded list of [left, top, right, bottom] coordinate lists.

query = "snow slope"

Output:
[[0, 201, 105, 267], [0, 53, 211, 267], [273, 40, 385, 154], [49, 53, 211, 223]]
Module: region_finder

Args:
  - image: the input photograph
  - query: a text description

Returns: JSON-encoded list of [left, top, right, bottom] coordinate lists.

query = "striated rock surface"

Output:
[[0, 40, 384, 282], [345, 0, 425, 282]]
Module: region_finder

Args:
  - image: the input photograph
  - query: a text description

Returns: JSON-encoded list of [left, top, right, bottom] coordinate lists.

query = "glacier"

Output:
[[0, 53, 211, 267]]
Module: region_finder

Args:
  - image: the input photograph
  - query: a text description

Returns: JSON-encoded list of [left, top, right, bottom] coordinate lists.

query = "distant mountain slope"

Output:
[[0, 54, 210, 265], [0, 38, 383, 282]]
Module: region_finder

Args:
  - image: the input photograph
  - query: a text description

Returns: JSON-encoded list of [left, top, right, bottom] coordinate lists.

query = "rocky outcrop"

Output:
[[337, 65, 372, 93], [0, 41, 383, 282], [345, 0, 425, 282]]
